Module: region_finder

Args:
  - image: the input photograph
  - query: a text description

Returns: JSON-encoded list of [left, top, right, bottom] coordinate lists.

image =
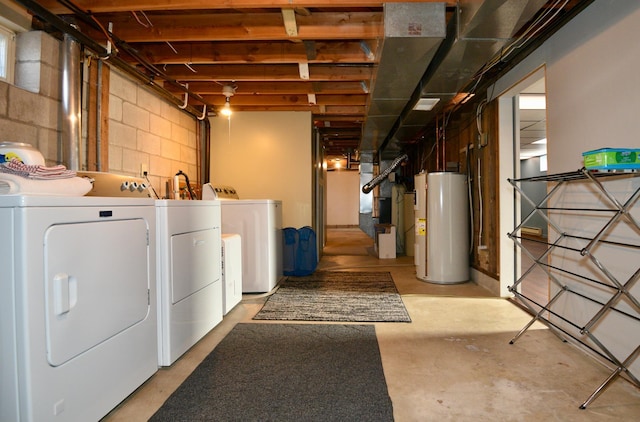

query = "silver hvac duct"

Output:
[[381, 0, 549, 158], [359, 3, 446, 156], [362, 153, 408, 194], [60, 32, 82, 170]]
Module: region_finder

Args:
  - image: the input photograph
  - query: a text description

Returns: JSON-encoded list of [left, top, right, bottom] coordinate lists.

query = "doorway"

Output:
[[497, 67, 549, 303], [517, 76, 549, 306]]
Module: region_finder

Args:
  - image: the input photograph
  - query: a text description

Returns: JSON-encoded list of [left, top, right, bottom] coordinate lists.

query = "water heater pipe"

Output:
[[362, 153, 408, 194]]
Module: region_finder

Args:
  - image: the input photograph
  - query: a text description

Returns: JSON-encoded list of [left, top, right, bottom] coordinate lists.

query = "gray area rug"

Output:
[[149, 323, 394, 422], [253, 271, 411, 322]]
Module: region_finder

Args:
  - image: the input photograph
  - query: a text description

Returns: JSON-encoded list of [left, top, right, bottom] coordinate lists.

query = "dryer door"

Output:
[[44, 219, 150, 366], [170, 227, 220, 304]]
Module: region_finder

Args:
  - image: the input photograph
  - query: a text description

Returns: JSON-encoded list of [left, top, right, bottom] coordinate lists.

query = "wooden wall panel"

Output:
[[86, 59, 109, 171]]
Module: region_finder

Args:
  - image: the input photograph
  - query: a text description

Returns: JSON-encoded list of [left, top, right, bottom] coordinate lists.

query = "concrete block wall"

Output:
[[2, 30, 199, 198], [108, 70, 198, 198], [15, 31, 60, 99], [0, 31, 60, 165]]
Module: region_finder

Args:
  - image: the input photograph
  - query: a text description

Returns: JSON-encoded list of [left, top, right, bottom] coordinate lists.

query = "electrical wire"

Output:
[[503, 0, 570, 59], [476, 99, 487, 144], [478, 157, 484, 248], [90, 18, 117, 56], [467, 143, 474, 255], [472, 0, 570, 83], [56, 0, 117, 55], [420, 136, 438, 171], [166, 42, 178, 54], [143, 173, 160, 199], [131, 11, 150, 28], [445, 0, 570, 115], [41, 0, 215, 115], [128, 11, 204, 90]]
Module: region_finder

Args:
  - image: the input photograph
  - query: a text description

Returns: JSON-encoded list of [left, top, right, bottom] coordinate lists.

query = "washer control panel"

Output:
[[202, 183, 239, 200], [77, 171, 151, 198]]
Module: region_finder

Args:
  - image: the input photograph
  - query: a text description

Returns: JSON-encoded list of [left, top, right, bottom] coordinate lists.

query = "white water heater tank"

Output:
[[426, 172, 469, 284]]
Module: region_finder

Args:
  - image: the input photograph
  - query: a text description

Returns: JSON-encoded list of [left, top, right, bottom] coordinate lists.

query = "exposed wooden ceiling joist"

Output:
[[132, 40, 377, 65], [157, 64, 374, 82], [163, 80, 367, 95], [88, 11, 382, 43], [26, 0, 585, 164], [37, 0, 456, 14]]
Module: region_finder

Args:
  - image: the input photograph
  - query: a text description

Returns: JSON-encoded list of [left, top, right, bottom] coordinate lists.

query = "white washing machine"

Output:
[[155, 199, 223, 366], [0, 195, 157, 422], [221, 233, 242, 314], [203, 184, 283, 293]]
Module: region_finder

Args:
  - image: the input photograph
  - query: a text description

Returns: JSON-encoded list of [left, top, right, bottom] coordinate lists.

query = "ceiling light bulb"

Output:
[[220, 98, 232, 117]]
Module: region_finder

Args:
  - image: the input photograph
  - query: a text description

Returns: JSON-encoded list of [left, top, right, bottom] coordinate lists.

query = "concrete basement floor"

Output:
[[105, 228, 640, 421]]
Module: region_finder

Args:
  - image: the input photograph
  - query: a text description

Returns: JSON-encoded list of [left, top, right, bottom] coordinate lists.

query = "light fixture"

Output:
[[519, 94, 546, 110], [220, 84, 236, 117], [220, 97, 232, 117], [519, 150, 548, 160], [413, 98, 440, 111], [532, 138, 547, 145]]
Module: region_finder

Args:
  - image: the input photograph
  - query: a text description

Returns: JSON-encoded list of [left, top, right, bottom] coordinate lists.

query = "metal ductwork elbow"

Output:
[[362, 153, 408, 194]]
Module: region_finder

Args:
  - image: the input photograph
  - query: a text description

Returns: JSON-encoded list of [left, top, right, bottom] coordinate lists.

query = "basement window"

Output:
[[0, 25, 16, 83]]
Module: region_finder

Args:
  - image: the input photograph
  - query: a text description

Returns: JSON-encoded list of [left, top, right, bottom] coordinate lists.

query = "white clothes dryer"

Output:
[[155, 200, 223, 366], [0, 195, 157, 422], [203, 184, 283, 293]]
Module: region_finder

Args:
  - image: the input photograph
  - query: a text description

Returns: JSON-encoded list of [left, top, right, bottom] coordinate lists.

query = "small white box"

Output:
[[376, 225, 396, 259]]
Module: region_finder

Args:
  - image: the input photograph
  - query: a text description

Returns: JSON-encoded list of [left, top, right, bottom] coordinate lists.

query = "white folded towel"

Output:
[[0, 172, 92, 196], [0, 158, 76, 179]]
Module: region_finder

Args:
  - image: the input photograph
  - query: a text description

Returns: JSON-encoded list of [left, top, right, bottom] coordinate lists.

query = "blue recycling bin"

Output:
[[294, 226, 317, 276], [282, 226, 317, 276], [283, 227, 298, 276]]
